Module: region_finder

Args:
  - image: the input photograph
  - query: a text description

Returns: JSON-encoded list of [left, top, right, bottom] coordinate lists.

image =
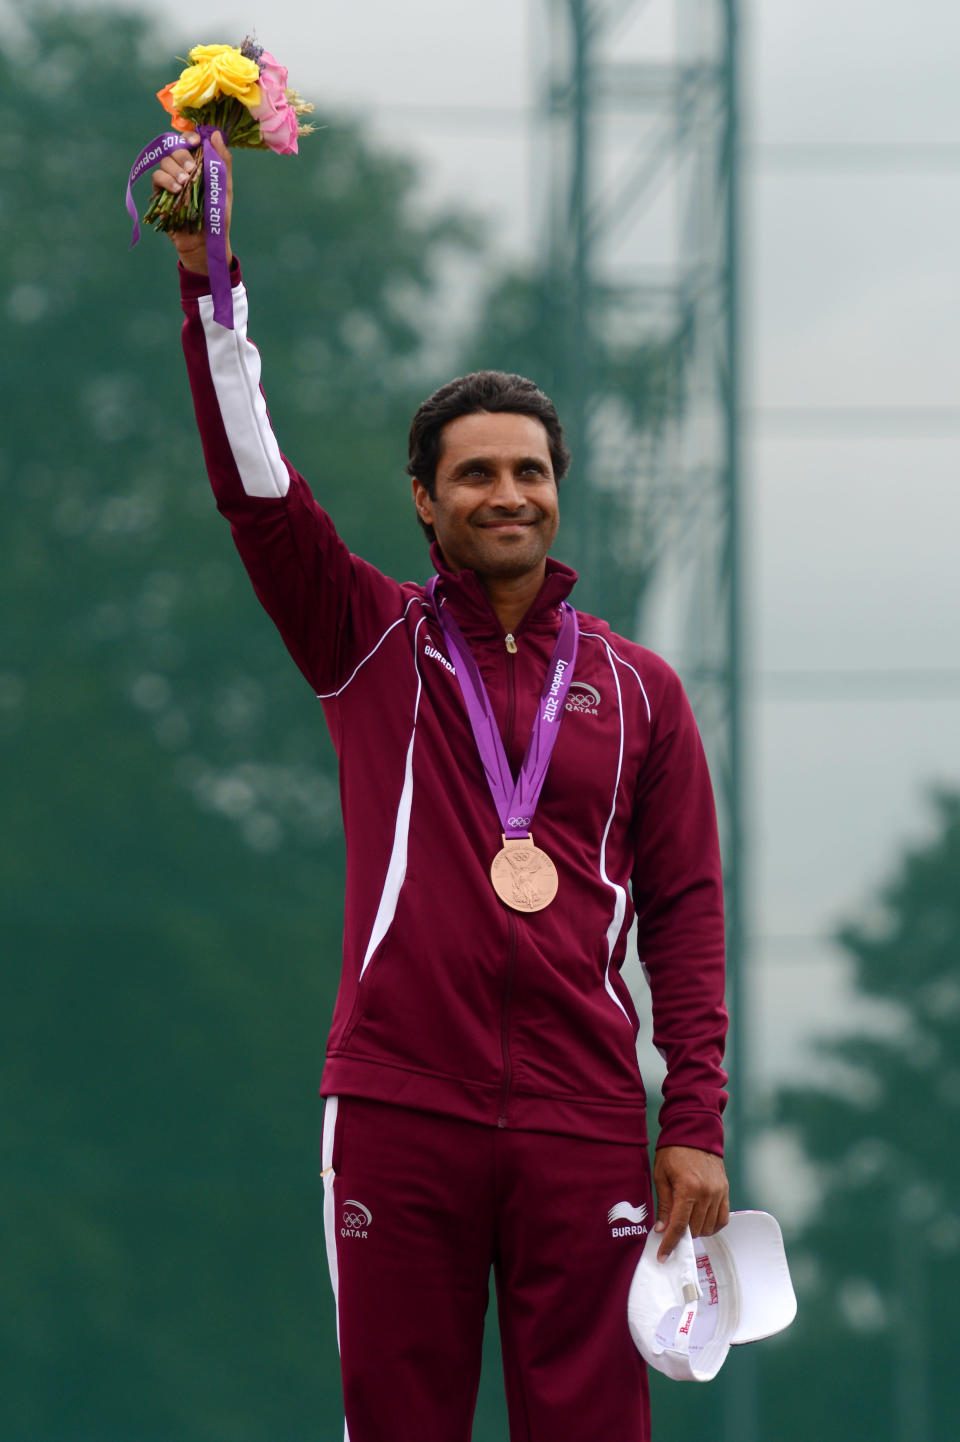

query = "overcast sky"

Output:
[[49, 0, 960, 1105]]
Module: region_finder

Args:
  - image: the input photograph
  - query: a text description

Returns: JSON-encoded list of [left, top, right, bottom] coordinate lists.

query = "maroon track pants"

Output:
[[322, 1097, 652, 1442]]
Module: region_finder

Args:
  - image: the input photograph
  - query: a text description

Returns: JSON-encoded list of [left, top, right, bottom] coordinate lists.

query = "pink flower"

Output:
[[250, 50, 299, 155]]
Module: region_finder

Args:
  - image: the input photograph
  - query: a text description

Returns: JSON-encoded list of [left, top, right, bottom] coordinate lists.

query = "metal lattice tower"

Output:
[[535, 3, 751, 1435]]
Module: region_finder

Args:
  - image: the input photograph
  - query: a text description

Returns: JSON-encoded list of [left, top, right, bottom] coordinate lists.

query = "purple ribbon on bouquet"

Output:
[[125, 125, 234, 330]]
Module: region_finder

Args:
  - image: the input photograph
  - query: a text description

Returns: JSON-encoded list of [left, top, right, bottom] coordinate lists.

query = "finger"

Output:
[[653, 1170, 674, 1234], [692, 1183, 731, 1238], [210, 129, 231, 162], [702, 1192, 730, 1236], [690, 1195, 718, 1239], [209, 131, 234, 205], [688, 1198, 709, 1240], [152, 152, 198, 195], [657, 1195, 693, 1261]]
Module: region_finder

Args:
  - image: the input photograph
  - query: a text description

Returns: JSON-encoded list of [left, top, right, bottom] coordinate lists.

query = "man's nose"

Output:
[[488, 469, 524, 509]]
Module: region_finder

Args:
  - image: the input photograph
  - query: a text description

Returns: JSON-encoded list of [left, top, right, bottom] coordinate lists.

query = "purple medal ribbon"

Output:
[[125, 125, 234, 330], [426, 577, 579, 839]]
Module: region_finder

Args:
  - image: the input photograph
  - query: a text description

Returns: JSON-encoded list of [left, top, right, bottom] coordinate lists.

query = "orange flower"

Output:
[[157, 83, 193, 134]]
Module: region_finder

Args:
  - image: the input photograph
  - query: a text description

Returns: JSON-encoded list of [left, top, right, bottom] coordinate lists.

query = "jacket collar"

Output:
[[428, 542, 578, 640]]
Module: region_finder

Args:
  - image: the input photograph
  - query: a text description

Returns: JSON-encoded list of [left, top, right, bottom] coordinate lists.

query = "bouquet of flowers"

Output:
[[144, 39, 314, 235], [125, 38, 314, 327]]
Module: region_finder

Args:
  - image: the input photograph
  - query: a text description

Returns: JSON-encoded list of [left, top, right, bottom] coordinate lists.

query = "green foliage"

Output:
[[0, 8, 486, 1438], [763, 789, 960, 1439], [639, 792, 960, 1442]]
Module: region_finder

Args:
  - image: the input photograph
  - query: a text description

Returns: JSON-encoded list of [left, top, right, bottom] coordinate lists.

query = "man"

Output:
[[153, 134, 729, 1442]]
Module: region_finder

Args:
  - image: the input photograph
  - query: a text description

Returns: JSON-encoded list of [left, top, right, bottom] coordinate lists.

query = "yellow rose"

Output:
[[188, 43, 242, 62], [170, 44, 261, 110]]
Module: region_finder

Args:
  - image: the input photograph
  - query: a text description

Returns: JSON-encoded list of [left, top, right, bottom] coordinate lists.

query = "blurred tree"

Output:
[[616, 789, 960, 1442], [756, 788, 960, 1441], [0, 8, 485, 1440]]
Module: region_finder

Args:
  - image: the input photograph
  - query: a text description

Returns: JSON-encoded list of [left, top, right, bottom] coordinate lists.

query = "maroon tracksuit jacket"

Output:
[[179, 260, 728, 1158]]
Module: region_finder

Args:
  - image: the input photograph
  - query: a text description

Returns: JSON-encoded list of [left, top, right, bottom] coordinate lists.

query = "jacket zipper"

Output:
[[497, 632, 520, 1125], [503, 629, 517, 758]]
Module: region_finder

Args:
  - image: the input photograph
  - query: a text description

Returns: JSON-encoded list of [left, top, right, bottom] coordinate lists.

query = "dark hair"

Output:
[[407, 370, 571, 542]]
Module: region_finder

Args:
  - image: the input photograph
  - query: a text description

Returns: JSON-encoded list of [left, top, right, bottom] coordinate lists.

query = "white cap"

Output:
[[627, 1210, 797, 1382]]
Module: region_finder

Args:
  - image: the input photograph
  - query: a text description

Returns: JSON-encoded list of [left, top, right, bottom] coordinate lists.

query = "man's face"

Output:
[[412, 412, 559, 580]]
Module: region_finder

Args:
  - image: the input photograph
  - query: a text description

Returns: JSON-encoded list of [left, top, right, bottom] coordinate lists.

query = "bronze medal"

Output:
[[425, 578, 578, 919], [490, 834, 559, 913]]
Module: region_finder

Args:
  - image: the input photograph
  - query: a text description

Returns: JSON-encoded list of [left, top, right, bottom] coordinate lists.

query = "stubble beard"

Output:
[[468, 525, 553, 580]]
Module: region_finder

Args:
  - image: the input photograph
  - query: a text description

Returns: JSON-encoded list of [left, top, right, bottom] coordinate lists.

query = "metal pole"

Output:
[[719, 3, 755, 1440], [567, 0, 594, 584], [721, 0, 745, 1215]]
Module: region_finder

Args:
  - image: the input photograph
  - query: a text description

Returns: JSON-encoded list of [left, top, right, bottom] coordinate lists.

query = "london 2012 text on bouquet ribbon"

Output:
[[125, 39, 315, 329]]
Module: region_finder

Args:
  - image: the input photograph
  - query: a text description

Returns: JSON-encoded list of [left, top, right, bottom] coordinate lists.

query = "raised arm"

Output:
[[150, 134, 404, 695]]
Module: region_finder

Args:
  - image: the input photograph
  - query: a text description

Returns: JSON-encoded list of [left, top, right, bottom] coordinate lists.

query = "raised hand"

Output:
[[151, 129, 234, 276]]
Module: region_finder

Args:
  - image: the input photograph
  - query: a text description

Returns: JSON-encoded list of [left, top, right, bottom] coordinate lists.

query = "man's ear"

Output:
[[411, 477, 435, 527]]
